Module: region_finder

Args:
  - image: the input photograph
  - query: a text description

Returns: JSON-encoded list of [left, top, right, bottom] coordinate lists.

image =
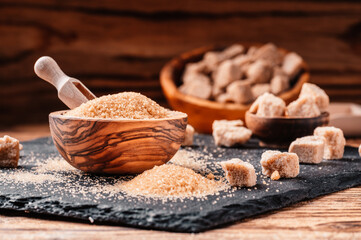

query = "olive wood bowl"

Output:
[[49, 111, 188, 174], [160, 43, 309, 134], [245, 111, 329, 148]]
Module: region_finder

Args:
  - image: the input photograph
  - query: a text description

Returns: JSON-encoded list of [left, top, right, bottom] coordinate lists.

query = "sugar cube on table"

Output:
[[181, 125, 195, 147], [289, 136, 325, 164], [314, 126, 346, 159], [282, 52, 303, 78], [212, 125, 252, 147], [300, 83, 330, 111], [286, 97, 320, 118], [249, 92, 286, 117], [261, 150, 299, 179], [0, 135, 20, 168], [221, 158, 257, 187], [359, 145, 361, 157], [226, 80, 254, 104]]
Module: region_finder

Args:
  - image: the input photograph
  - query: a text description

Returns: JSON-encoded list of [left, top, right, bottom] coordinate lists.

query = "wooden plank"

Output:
[[2, 0, 361, 14], [0, 2, 361, 126]]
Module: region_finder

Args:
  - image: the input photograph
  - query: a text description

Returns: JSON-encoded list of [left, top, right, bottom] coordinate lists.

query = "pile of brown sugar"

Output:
[[119, 164, 227, 198], [65, 92, 172, 120]]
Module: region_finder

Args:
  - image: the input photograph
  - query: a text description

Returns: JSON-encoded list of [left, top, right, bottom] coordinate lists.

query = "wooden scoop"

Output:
[[34, 56, 96, 109]]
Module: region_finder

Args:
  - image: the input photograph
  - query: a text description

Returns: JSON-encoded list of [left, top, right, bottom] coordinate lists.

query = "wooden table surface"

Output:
[[1, 124, 361, 240]]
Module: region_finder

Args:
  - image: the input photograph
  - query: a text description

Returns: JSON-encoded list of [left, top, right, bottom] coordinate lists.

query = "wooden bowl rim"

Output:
[[49, 110, 188, 123], [245, 111, 330, 121], [160, 42, 310, 111]]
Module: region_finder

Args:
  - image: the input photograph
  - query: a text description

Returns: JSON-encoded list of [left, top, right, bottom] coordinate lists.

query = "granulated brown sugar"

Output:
[[119, 164, 227, 198], [65, 92, 171, 120]]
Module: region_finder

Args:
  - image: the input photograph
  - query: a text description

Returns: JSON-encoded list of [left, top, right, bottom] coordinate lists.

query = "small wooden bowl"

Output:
[[245, 111, 330, 147], [49, 111, 187, 174], [160, 43, 309, 134]]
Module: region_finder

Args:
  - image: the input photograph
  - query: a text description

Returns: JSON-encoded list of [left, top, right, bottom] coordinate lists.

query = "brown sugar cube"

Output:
[[213, 126, 252, 147], [0, 135, 20, 168], [252, 43, 283, 66], [282, 52, 303, 78], [182, 68, 209, 85], [289, 136, 325, 164], [246, 60, 273, 84], [179, 74, 212, 99], [286, 97, 320, 118], [221, 158, 257, 187], [261, 150, 299, 179], [251, 83, 271, 98], [247, 46, 258, 57], [226, 80, 254, 104], [213, 60, 242, 89], [222, 44, 245, 59], [213, 119, 244, 130], [183, 61, 207, 81], [270, 68, 290, 95], [203, 51, 225, 72], [232, 55, 251, 67], [300, 83, 330, 111], [249, 93, 286, 117], [181, 125, 195, 147], [314, 126, 346, 159], [215, 93, 233, 103]]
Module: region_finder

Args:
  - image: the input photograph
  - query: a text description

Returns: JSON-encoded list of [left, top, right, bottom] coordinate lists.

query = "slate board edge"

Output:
[[1, 171, 361, 233]]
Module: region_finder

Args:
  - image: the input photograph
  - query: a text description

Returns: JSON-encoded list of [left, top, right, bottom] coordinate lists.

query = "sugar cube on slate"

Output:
[[221, 158, 257, 187], [314, 126, 346, 160], [0, 135, 20, 168], [261, 150, 299, 179], [213, 126, 252, 147], [289, 136, 325, 164]]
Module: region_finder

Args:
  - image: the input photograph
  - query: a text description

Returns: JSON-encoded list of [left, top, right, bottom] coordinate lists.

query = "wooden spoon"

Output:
[[34, 56, 96, 109]]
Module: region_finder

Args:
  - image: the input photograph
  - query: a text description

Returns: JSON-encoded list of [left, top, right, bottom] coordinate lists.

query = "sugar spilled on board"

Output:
[[0, 146, 237, 206]]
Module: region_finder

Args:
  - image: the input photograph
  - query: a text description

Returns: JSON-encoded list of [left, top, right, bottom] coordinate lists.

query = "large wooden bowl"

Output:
[[160, 43, 309, 134], [245, 111, 329, 147], [49, 111, 187, 174]]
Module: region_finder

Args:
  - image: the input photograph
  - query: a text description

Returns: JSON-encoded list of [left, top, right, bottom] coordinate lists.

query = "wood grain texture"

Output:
[[49, 111, 187, 174], [0, 0, 361, 127], [0, 125, 361, 239]]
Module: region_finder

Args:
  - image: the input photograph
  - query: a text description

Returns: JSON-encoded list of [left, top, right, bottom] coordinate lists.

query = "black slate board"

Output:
[[0, 135, 360, 233]]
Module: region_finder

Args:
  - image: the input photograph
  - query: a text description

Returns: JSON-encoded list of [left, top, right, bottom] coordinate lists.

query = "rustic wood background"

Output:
[[1, 0, 361, 128]]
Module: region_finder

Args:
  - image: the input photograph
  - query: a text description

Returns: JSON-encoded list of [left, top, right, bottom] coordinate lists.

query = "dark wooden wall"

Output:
[[1, 0, 361, 127]]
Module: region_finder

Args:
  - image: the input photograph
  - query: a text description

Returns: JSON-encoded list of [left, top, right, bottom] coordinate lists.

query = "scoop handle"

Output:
[[34, 56, 96, 109], [34, 56, 68, 89]]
